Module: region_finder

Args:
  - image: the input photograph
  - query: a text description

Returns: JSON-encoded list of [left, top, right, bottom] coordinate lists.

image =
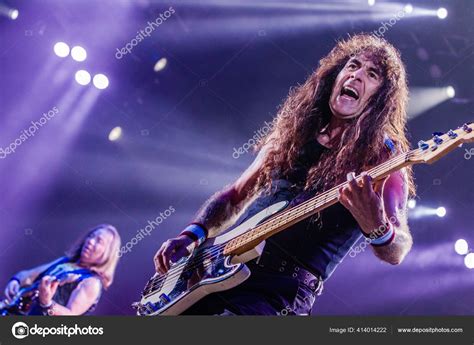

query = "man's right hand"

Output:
[[154, 235, 195, 274], [4, 279, 20, 301]]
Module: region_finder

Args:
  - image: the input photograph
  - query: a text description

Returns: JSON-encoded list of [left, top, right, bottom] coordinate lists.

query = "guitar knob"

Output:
[[430, 144, 438, 151], [462, 123, 472, 133], [447, 130, 458, 139], [131, 302, 140, 309], [417, 140, 429, 151]]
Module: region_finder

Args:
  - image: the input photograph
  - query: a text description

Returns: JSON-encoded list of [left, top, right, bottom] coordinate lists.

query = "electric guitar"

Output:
[[0, 269, 90, 315], [133, 123, 473, 316]]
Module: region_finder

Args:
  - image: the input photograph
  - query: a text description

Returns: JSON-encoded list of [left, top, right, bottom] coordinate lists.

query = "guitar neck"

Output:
[[223, 150, 413, 256]]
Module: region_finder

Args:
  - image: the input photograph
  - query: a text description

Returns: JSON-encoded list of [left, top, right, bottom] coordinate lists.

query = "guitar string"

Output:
[[145, 150, 415, 291], [148, 126, 472, 291], [145, 149, 417, 291]]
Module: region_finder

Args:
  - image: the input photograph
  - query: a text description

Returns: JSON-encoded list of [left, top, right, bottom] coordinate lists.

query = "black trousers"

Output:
[[182, 261, 318, 315]]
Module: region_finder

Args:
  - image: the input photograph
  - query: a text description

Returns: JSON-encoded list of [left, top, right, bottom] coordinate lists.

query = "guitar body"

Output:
[[0, 287, 38, 315], [134, 201, 288, 316]]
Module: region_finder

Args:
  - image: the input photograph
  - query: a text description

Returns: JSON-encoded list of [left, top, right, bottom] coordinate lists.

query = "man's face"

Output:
[[329, 53, 384, 119]]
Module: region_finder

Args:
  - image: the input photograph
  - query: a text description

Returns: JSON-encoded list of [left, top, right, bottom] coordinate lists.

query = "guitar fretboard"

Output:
[[223, 149, 413, 255]]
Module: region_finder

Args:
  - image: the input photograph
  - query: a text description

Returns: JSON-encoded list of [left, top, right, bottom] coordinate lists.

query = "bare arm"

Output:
[[154, 146, 268, 273], [38, 276, 101, 316], [192, 146, 268, 238], [339, 170, 412, 265], [371, 170, 412, 264]]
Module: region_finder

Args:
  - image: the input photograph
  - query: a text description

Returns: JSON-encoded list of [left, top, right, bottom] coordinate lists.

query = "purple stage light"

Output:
[[9, 9, 19, 20], [436, 206, 446, 218], [93, 74, 109, 89], [71, 46, 87, 62], [455, 239, 469, 255], [437, 7, 448, 19], [75, 70, 91, 85], [53, 42, 70, 58], [464, 253, 474, 269]]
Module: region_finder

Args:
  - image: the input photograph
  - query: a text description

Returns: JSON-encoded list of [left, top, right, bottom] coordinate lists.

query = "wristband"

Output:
[[9, 277, 21, 285], [40, 301, 56, 316], [180, 223, 208, 246], [370, 222, 395, 247]]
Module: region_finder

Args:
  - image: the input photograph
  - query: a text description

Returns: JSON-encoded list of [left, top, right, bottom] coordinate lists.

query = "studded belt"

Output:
[[250, 244, 324, 295]]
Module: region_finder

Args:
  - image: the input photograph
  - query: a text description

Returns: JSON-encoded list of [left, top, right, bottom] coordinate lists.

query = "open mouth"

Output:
[[340, 85, 359, 101]]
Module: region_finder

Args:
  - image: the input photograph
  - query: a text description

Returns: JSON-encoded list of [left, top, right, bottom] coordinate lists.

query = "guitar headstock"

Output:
[[407, 122, 473, 165]]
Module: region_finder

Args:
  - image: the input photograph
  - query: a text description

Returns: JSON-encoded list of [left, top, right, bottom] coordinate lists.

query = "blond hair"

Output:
[[67, 224, 121, 289]]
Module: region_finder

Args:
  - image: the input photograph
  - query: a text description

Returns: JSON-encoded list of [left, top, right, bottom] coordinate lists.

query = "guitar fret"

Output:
[[224, 150, 416, 255]]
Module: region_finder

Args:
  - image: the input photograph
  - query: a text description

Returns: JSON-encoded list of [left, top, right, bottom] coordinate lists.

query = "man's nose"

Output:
[[349, 69, 364, 81]]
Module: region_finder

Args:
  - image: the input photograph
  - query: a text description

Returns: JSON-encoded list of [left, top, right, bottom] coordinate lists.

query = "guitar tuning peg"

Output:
[[432, 132, 444, 137], [432, 135, 443, 145], [417, 140, 429, 151], [447, 130, 458, 139], [462, 123, 472, 133]]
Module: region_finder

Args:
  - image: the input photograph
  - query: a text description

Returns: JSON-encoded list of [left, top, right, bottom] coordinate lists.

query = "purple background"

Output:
[[0, 0, 473, 315]]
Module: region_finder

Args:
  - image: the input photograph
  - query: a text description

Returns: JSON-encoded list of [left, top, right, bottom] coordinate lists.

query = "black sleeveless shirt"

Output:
[[29, 257, 103, 315], [234, 139, 365, 280]]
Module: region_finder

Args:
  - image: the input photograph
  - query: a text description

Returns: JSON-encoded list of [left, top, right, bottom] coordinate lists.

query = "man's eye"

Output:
[[347, 63, 356, 69], [369, 72, 378, 79]]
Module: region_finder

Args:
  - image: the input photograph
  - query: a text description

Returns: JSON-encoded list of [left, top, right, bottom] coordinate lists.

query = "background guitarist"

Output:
[[3, 224, 121, 315], [154, 34, 416, 315]]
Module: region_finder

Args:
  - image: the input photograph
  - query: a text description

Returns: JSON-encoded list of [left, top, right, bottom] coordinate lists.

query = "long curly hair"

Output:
[[255, 33, 415, 196]]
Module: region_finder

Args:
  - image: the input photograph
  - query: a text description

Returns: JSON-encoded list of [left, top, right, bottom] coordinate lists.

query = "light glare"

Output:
[[9, 9, 19, 20], [437, 7, 448, 19], [436, 207, 446, 218], [93, 74, 109, 90], [108, 127, 123, 141], [53, 42, 70, 58], [446, 86, 455, 98], [465, 253, 474, 269], [154, 57, 168, 72], [71, 46, 87, 62], [454, 239, 469, 256], [75, 70, 91, 86]]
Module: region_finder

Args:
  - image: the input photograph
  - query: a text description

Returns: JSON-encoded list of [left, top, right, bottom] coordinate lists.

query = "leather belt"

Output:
[[250, 244, 324, 295]]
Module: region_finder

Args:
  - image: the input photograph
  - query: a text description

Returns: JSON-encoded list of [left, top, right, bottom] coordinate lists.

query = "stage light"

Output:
[[108, 126, 123, 141], [436, 207, 446, 218], [403, 4, 413, 14], [465, 253, 474, 269], [93, 74, 109, 90], [408, 199, 416, 209], [53, 42, 70, 58], [154, 57, 167, 72], [408, 87, 457, 119], [446, 86, 455, 98], [75, 70, 91, 86], [9, 9, 18, 20], [71, 46, 87, 62], [367, 0, 375, 6], [455, 239, 469, 256], [437, 7, 448, 19]]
